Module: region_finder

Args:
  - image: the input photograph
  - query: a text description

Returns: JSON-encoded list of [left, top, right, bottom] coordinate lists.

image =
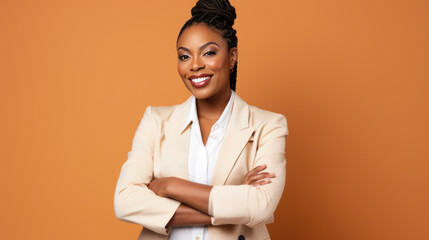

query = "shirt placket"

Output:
[[206, 124, 221, 185], [191, 124, 207, 240]]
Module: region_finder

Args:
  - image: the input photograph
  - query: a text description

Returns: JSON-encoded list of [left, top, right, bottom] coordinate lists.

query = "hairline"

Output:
[[176, 21, 233, 50]]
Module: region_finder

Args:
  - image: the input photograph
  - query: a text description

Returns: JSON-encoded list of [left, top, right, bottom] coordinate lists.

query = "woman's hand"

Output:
[[242, 164, 275, 186], [147, 177, 173, 197]]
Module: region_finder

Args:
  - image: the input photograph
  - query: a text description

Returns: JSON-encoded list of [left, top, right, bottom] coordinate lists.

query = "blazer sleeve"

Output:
[[114, 106, 181, 235], [208, 113, 288, 228]]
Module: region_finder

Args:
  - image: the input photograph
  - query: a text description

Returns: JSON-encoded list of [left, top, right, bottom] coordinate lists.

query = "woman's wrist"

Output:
[[165, 176, 179, 198], [163, 177, 212, 214], [168, 203, 212, 227]]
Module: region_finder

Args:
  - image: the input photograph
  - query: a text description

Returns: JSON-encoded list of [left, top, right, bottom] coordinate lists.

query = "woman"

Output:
[[114, 0, 289, 239]]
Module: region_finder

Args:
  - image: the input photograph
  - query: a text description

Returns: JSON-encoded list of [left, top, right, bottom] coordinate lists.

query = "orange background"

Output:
[[1, 0, 428, 239]]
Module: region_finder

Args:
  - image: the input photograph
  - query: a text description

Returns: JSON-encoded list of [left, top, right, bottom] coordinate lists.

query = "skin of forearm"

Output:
[[166, 177, 213, 215], [167, 203, 212, 227]]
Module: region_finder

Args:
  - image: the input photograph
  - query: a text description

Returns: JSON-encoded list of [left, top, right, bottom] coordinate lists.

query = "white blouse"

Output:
[[169, 89, 235, 240]]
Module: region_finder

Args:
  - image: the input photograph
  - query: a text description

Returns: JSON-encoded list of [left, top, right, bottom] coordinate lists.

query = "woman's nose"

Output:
[[190, 56, 204, 71]]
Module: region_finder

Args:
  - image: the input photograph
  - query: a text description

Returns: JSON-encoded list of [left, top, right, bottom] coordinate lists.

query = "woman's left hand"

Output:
[[242, 164, 274, 186], [147, 177, 174, 197]]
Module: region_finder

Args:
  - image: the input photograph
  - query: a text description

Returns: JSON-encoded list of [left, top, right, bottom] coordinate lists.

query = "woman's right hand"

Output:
[[241, 164, 275, 186]]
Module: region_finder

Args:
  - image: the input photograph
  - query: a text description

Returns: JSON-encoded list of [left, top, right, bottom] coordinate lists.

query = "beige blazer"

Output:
[[114, 92, 289, 240]]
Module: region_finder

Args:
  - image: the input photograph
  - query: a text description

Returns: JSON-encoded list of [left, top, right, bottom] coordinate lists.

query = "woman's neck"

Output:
[[196, 88, 232, 121]]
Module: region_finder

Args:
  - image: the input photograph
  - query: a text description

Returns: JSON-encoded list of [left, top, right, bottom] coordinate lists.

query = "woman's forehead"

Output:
[[177, 23, 227, 49]]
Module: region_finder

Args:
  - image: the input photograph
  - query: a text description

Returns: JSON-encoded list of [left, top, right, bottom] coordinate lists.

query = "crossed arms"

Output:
[[114, 106, 288, 235]]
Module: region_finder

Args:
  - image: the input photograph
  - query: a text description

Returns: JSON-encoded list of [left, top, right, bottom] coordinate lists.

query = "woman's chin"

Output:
[[188, 86, 214, 100], [192, 91, 212, 100]]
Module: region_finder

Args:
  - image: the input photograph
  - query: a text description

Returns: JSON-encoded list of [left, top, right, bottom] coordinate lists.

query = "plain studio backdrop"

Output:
[[0, 0, 428, 239]]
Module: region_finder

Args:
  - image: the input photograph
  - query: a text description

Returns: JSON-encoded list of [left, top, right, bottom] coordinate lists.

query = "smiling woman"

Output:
[[177, 24, 237, 102], [114, 0, 289, 239]]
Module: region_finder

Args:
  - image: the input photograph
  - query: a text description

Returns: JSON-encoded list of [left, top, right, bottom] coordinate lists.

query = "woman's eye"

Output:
[[178, 55, 189, 61], [204, 51, 216, 56]]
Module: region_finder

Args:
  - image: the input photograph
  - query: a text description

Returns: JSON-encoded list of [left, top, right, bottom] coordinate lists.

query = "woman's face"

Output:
[[177, 23, 237, 100]]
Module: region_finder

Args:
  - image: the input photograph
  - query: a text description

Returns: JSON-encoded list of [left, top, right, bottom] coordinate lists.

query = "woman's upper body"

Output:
[[114, 89, 288, 239], [113, 0, 289, 239], [169, 88, 235, 240]]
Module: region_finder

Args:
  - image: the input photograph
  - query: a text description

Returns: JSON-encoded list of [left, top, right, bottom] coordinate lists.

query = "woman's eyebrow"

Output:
[[177, 41, 220, 52]]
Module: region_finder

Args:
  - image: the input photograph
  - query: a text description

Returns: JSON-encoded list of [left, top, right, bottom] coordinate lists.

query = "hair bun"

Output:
[[191, 0, 237, 27]]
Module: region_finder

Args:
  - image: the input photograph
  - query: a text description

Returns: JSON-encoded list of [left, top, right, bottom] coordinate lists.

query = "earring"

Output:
[[230, 65, 234, 73]]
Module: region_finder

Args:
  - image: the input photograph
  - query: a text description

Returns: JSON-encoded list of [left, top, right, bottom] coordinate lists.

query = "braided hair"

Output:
[[177, 0, 238, 91]]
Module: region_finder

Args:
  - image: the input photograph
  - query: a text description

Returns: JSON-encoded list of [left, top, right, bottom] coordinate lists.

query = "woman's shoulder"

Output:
[[234, 92, 287, 122], [248, 104, 287, 123], [142, 104, 178, 123], [148, 105, 176, 118], [142, 96, 193, 123], [246, 103, 289, 135]]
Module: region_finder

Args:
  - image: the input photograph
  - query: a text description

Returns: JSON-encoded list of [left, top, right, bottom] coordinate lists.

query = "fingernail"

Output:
[[265, 179, 271, 182], [271, 173, 275, 177]]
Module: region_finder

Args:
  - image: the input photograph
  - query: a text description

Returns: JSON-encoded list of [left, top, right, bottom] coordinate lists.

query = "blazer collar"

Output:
[[164, 91, 254, 185], [171, 90, 249, 133], [180, 89, 235, 134]]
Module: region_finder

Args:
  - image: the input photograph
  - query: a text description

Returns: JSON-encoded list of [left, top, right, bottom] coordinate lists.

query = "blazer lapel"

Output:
[[211, 93, 254, 185], [164, 96, 193, 180], [164, 93, 254, 185]]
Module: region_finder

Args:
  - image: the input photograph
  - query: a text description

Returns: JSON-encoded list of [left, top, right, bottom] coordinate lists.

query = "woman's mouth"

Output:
[[189, 75, 212, 88]]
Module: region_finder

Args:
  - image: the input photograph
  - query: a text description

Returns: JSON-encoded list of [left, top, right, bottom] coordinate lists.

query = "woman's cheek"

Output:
[[207, 57, 226, 70], [177, 63, 188, 81]]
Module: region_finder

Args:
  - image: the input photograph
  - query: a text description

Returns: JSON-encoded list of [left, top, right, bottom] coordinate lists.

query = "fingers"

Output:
[[244, 164, 267, 181], [243, 164, 275, 185], [249, 178, 271, 186], [255, 164, 267, 172], [246, 172, 274, 186], [248, 172, 275, 183]]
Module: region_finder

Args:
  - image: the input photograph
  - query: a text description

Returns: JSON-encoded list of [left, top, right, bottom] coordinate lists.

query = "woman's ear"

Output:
[[230, 47, 238, 66]]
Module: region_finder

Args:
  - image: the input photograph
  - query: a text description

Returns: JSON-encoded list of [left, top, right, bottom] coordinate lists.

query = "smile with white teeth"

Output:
[[191, 76, 211, 83]]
